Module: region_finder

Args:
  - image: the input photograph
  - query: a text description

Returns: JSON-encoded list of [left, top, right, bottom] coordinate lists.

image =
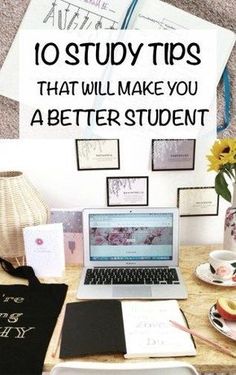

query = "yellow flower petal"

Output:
[[206, 139, 236, 172]]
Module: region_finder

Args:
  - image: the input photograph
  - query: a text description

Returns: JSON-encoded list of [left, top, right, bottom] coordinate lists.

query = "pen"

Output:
[[170, 319, 236, 358]]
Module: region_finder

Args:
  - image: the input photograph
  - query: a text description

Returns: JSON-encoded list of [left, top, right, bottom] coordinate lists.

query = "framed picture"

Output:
[[177, 187, 219, 217], [152, 139, 196, 171], [107, 176, 149, 206], [75, 139, 120, 170], [50, 209, 83, 264]]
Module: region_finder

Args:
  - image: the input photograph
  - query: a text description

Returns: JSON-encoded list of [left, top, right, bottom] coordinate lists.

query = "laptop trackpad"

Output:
[[112, 286, 152, 298]]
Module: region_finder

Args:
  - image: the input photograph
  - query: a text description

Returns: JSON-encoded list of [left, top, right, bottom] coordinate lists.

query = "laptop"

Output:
[[77, 208, 187, 300]]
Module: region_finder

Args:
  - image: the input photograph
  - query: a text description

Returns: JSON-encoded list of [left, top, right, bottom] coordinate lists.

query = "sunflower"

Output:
[[207, 139, 236, 171], [206, 154, 221, 172], [207, 139, 236, 202]]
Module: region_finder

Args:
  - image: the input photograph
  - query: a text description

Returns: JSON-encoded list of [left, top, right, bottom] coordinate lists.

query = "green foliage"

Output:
[[215, 172, 231, 203]]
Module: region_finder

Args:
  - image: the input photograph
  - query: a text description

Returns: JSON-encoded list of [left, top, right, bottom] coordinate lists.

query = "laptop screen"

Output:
[[89, 212, 174, 262]]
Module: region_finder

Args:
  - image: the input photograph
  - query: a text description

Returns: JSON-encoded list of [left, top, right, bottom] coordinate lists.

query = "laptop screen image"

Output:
[[88, 212, 174, 262]]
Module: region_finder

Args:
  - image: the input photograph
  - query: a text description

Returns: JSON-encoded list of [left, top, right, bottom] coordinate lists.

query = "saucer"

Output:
[[195, 263, 236, 287], [209, 304, 236, 340]]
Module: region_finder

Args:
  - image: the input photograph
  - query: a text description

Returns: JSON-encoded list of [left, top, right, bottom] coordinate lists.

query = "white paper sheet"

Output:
[[122, 299, 196, 358], [130, 0, 235, 83], [0, 0, 131, 101], [23, 223, 65, 277]]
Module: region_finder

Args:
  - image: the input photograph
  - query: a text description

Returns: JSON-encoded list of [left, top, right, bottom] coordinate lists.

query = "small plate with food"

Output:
[[209, 298, 236, 340]]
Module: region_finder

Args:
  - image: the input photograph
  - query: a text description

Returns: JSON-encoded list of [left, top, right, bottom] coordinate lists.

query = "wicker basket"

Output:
[[0, 171, 49, 258]]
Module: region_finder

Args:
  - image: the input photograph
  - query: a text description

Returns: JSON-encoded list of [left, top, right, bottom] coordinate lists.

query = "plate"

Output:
[[209, 304, 236, 340], [195, 263, 236, 287]]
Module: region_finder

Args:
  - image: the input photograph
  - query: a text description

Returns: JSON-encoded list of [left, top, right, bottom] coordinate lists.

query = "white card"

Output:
[[23, 223, 65, 277]]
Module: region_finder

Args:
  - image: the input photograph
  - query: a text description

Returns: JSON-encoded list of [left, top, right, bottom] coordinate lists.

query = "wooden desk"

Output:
[[1, 245, 236, 373]]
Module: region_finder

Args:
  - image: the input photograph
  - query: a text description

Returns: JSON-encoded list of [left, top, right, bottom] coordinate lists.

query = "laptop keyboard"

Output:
[[84, 268, 180, 285]]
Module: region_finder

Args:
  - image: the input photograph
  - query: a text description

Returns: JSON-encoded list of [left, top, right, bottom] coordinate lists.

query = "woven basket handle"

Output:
[[0, 257, 40, 286]]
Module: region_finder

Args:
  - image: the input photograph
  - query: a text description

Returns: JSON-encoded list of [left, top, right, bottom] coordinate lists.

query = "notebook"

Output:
[[59, 299, 196, 358], [0, 0, 235, 101], [0, 0, 131, 101], [129, 0, 235, 83], [77, 207, 188, 300]]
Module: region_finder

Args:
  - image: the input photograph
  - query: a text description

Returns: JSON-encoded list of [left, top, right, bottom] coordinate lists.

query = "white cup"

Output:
[[209, 250, 236, 281]]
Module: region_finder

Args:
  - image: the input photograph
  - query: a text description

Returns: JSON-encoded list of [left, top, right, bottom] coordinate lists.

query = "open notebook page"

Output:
[[122, 300, 196, 358], [0, 0, 131, 101], [129, 0, 235, 83]]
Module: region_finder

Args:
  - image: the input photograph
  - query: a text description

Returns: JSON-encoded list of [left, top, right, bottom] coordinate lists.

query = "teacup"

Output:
[[209, 250, 236, 281]]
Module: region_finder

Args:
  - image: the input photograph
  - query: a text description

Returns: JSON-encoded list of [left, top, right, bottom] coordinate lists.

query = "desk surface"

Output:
[[1, 245, 236, 373]]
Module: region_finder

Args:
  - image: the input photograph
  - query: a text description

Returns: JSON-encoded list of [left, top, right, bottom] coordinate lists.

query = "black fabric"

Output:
[[0, 257, 68, 375]]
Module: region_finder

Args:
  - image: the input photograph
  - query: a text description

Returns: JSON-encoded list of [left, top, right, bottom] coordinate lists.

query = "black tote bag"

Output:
[[0, 257, 68, 375]]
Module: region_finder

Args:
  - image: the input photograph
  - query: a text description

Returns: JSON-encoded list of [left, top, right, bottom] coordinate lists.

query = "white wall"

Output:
[[0, 136, 228, 245]]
